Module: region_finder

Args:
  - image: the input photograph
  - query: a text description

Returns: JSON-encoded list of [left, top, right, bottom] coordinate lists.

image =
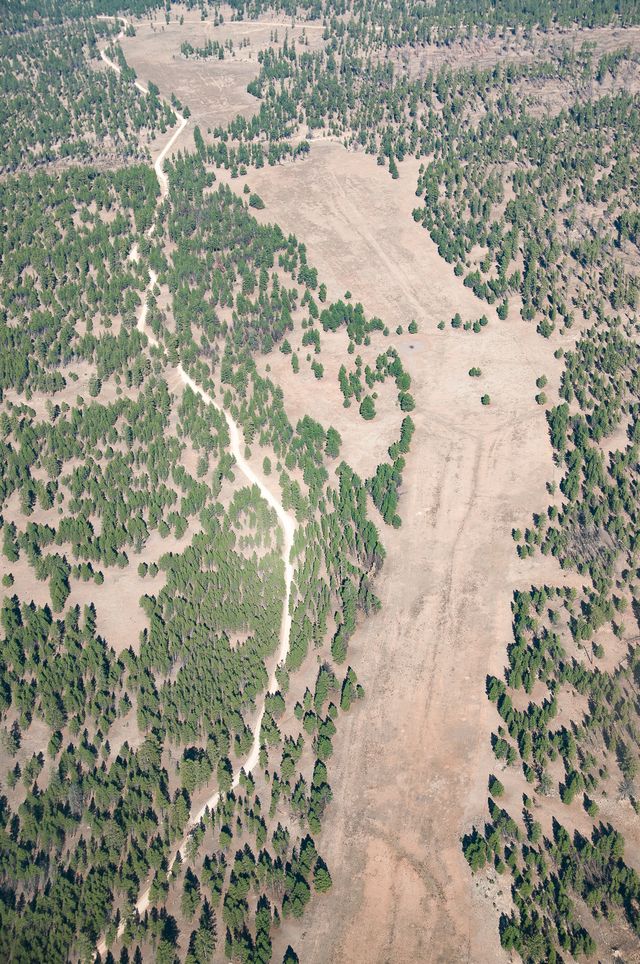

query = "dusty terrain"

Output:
[[120, 5, 324, 144], [226, 141, 571, 964], [8, 12, 636, 962], [113, 19, 586, 961]]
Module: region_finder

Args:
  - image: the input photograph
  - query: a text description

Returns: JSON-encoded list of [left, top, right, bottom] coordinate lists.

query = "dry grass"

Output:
[[6, 13, 640, 959], [208, 141, 575, 963]]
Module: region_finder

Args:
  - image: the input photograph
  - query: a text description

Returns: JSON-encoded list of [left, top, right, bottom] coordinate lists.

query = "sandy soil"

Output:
[[120, 6, 324, 145], [9, 16, 639, 960], [92, 30, 585, 949], [217, 142, 578, 963]]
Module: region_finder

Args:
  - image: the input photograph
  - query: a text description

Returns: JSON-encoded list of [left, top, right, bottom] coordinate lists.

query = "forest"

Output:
[[2, 0, 640, 960], [0, 4, 404, 960]]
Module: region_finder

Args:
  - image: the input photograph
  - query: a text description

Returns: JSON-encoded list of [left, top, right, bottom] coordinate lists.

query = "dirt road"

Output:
[[96, 27, 297, 957], [99, 19, 566, 961]]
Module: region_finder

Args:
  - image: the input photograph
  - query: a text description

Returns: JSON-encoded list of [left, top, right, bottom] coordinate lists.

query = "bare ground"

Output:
[[8, 18, 638, 958], [100, 32, 593, 944], [120, 6, 324, 146], [219, 142, 580, 963]]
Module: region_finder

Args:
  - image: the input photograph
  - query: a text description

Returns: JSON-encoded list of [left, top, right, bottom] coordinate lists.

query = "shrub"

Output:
[[359, 396, 376, 420], [489, 775, 505, 798]]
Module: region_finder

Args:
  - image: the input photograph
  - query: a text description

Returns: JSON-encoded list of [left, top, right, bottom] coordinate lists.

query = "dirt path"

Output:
[[135, 274, 296, 823], [98, 15, 188, 193], [224, 143, 568, 963], [97, 20, 567, 963], [96, 25, 296, 959]]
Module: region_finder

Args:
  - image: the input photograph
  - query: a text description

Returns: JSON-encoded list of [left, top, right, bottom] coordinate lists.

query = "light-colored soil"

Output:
[[391, 24, 640, 77], [90, 39, 613, 947], [219, 141, 579, 963], [120, 5, 324, 146], [9, 18, 640, 961]]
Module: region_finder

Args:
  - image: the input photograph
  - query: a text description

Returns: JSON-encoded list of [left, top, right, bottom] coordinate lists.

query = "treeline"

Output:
[[0, 19, 176, 172], [0, 137, 414, 962]]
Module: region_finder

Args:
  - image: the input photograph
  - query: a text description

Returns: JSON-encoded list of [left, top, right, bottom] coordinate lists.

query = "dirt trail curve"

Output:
[[96, 19, 296, 959], [98, 14, 188, 192]]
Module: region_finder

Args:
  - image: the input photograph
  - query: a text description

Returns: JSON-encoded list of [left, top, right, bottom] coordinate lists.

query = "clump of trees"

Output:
[[0, 19, 176, 173]]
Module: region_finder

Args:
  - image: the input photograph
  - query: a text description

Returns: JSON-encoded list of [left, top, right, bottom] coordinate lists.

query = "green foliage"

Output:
[[489, 775, 505, 798], [462, 830, 488, 872], [0, 19, 176, 172], [313, 859, 333, 893], [359, 396, 376, 420]]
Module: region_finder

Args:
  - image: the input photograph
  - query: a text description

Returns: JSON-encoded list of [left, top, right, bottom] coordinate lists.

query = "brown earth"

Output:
[[110, 22, 594, 958], [210, 143, 576, 963], [120, 4, 324, 145], [8, 15, 639, 961]]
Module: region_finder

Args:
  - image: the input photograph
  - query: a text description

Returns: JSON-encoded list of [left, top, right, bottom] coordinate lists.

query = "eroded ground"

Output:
[[9, 10, 637, 961], [119, 19, 603, 960]]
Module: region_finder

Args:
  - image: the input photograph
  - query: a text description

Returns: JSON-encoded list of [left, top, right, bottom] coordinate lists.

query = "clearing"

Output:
[[119, 22, 582, 958]]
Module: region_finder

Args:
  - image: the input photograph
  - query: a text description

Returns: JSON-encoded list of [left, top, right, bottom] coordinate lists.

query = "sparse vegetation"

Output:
[[3, 0, 640, 960]]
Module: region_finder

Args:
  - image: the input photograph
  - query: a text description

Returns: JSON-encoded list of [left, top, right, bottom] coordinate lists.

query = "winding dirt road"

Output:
[[96, 20, 296, 959], [98, 16, 188, 194]]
